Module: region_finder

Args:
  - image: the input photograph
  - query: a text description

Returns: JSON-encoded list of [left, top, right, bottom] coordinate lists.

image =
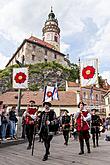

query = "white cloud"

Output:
[[0, 53, 9, 69], [60, 42, 70, 54], [0, 0, 110, 82]]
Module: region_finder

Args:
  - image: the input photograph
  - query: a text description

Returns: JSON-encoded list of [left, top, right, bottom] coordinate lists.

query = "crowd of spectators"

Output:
[[0, 101, 18, 143]]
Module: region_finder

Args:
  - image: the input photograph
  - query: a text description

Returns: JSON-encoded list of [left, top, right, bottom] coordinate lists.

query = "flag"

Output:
[[53, 82, 59, 100], [13, 67, 28, 89], [80, 59, 98, 87], [90, 86, 93, 100], [43, 84, 59, 102]]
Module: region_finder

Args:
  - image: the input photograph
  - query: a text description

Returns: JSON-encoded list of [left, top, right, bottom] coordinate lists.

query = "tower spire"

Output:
[[51, 6, 53, 12]]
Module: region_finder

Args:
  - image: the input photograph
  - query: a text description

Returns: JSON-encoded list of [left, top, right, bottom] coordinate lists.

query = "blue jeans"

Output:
[[1, 123, 7, 139], [9, 121, 16, 138]]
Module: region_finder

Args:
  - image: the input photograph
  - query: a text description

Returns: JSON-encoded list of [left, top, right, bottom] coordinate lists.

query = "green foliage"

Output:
[[68, 63, 79, 82], [28, 84, 39, 91], [0, 62, 79, 92], [98, 75, 105, 88]]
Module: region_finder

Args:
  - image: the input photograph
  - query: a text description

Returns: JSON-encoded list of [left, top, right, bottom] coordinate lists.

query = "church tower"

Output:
[[42, 7, 60, 51]]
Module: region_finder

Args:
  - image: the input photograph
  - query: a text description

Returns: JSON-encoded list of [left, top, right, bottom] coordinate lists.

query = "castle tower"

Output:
[[42, 7, 60, 51]]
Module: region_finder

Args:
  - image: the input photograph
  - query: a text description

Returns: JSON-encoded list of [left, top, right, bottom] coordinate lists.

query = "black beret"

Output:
[[43, 102, 52, 107], [64, 109, 69, 113], [91, 109, 98, 112]]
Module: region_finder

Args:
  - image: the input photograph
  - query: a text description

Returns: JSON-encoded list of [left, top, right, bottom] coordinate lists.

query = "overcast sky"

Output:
[[0, 0, 110, 82]]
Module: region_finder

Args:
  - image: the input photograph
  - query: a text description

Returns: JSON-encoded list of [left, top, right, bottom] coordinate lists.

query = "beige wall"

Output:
[[7, 41, 68, 67], [104, 93, 110, 117]]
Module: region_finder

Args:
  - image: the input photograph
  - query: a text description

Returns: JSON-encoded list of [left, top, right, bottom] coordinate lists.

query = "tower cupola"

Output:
[[42, 7, 60, 51]]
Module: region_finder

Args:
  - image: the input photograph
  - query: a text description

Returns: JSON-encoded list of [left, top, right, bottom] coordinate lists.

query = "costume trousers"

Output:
[[42, 135, 53, 155], [92, 132, 99, 147], [26, 124, 34, 146], [78, 130, 90, 153], [63, 130, 69, 144]]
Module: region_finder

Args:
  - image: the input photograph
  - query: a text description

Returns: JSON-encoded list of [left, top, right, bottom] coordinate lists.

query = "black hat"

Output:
[[91, 109, 98, 112], [43, 102, 52, 107], [78, 101, 85, 108], [29, 100, 35, 104], [64, 109, 69, 113], [38, 111, 41, 113]]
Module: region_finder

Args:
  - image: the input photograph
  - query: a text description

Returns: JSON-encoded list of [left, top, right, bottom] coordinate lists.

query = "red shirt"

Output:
[[76, 111, 90, 131], [25, 108, 37, 125]]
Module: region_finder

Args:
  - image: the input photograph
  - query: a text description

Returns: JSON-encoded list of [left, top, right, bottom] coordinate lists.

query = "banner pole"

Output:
[[79, 58, 83, 102]]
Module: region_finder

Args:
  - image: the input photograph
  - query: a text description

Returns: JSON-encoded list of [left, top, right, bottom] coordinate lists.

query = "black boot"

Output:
[[96, 132, 99, 147], [93, 134, 96, 148], [42, 154, 48, 161], [27, 144, 31, 150]]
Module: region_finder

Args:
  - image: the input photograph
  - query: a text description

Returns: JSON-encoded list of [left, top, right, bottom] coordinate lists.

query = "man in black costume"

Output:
[[91, 109, 101, 147], [62, 110, 70, 145], [39, 102, 57, 161]]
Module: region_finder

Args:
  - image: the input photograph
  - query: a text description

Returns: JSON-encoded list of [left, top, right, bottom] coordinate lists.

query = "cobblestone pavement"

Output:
[[0, 132, 110, 165]]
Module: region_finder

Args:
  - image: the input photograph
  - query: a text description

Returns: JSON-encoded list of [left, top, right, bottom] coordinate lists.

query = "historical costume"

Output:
[[39, 102, 57, 161], [62, 110, 70, 145], [23, 100, 38, 150], [91, 109, 101, 147], [75, 101, 91, 155]]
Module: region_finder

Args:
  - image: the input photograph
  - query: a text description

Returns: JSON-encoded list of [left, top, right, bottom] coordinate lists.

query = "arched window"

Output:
[[54, 35, 57, 42], [96, 94, 98, 101], [83, 92, 86, 99], [54, 54, 57, 59]]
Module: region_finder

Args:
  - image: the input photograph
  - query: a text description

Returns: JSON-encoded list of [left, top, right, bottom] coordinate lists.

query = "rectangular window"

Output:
[[54, 54, 57, 59], [33, 45, 36, 50], [96, 94, 98, 101], [32, 55, 35, 61], [45, 49, 47, 55]]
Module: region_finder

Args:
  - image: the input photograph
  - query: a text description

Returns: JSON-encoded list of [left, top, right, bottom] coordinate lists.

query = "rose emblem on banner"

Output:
[[14, 72, 27, 84], [82, 66, 95, 79], [47, 91, 53, 97]]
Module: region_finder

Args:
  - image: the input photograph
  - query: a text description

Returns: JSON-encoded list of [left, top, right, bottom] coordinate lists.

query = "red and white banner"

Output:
[[13, 68, 28, 89], [80, 59, 98, 87], [43, 85, 59, 102]]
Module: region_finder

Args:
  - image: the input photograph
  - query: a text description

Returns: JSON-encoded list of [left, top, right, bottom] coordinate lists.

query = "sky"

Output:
[[0, 0, 110, 83]]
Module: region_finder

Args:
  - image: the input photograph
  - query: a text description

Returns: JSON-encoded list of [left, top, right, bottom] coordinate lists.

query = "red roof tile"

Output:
[[28, 36, 53, 49], [67, 81, 107, 92], [68, 81, 79, 87], [0, 90, 77, 106]]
